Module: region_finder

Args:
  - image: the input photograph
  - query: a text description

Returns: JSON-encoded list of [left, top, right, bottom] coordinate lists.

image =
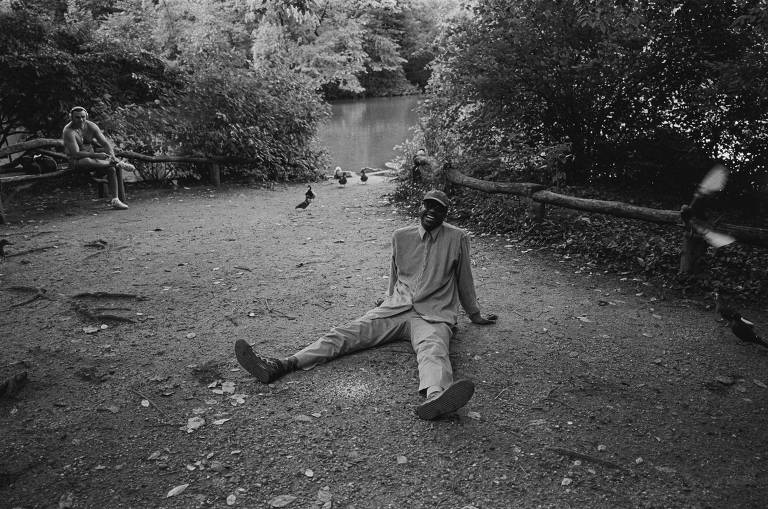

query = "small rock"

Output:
[[715, 375, 735, 385], [268, 494, 297, 507]]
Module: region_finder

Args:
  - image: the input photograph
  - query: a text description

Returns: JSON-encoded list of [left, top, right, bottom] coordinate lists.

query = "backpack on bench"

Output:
[[21, 154, 58, 174]]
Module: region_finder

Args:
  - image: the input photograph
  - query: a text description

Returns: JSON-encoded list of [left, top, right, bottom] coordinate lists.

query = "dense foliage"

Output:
[[422, 0, 768, 199], [0, 4, 183, 147], [1, 0, 450, 181]]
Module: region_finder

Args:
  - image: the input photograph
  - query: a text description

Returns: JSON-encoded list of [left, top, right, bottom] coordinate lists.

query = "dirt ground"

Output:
[[1, 174, 768, 509]]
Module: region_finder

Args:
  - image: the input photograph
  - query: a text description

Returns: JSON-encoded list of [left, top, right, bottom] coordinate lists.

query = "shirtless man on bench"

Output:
[[62, 106, 132, 210]]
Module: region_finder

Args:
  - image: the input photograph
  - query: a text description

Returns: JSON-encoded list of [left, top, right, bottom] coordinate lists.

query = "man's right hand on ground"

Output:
[[469, 312, 497, 325]]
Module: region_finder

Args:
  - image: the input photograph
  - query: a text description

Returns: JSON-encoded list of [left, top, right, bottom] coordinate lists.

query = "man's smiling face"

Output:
[[419, 199, 448, 231]]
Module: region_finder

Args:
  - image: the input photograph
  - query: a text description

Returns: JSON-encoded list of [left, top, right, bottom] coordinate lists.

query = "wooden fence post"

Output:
[[679, 228, 707, 274], [209, 163, 221, 186], [526, 191, 545, 221]]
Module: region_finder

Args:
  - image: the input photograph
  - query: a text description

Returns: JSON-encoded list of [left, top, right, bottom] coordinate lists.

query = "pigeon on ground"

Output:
[[338, 173, 347, 187], [0, 238, 11, 257], [305, 185, 315, 201], [360, 169, 368, 184], [715, 292, 767, 347]]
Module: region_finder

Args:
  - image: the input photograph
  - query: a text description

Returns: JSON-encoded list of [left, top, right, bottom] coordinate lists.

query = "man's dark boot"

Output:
[[234, 339, 297, 383], [416, 379, 475, 420]]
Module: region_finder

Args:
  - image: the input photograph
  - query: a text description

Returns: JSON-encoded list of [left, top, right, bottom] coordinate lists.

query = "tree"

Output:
[[422, 0, 768, 194], [0, 3, 182, 148], [250, 0, 408, 94]]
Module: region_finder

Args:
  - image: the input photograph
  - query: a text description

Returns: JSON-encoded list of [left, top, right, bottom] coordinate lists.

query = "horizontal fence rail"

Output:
[[445, 166, 768, 249]]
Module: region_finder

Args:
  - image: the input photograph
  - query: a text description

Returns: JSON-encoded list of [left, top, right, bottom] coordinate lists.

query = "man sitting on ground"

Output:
[[62, 106, 133, 210], [235, 189, 498, 420]]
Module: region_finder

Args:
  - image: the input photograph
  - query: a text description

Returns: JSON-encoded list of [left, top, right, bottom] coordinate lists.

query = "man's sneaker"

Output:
[[116, 160, 136, 172], [234, 339, 288, 383], [110, 198, 129, 210], [416, 379, 475, 420]]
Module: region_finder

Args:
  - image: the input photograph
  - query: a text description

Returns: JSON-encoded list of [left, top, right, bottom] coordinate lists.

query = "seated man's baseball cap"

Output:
[[423, 189, 450, 208]]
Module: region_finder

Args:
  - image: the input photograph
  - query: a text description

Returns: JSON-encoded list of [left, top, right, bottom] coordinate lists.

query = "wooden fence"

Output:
[[0, 138, 228, 224], [0, 138, 224, 185], [439, 164, 768, 274]]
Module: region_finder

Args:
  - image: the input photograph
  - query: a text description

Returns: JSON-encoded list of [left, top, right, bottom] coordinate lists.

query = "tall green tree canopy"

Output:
[[424, 0, 768, 193], [0, 1, 183, 147]]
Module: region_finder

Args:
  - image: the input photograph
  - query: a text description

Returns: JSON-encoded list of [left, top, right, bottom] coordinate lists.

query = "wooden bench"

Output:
[[0, 139, 128, 223], [1, 138, 228, 223]]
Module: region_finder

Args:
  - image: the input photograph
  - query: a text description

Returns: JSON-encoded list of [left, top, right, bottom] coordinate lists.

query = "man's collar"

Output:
[[418, 223, 443, 240]]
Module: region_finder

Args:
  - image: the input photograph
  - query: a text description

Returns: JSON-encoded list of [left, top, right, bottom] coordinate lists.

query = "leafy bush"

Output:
[[0, 5, 183, 146], [105, 62, 330, 182], [423, 0, 768, 196]]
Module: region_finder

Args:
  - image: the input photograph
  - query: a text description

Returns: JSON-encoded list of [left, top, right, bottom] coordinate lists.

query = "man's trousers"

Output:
[[293, 309, 454, 392]]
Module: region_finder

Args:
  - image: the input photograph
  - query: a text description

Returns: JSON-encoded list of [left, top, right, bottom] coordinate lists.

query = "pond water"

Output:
[[316, 95, 421, 172]]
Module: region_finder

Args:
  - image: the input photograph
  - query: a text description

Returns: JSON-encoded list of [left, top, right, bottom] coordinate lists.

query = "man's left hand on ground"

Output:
[[469, 312, 497, 325]]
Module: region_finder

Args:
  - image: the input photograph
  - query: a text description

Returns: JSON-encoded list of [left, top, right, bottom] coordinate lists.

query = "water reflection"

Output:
[[317, 96, 421, 171]]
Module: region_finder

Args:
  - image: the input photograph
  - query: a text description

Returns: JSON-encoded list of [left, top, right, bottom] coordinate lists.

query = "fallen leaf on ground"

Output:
[[166, 484, 189, 498], [294, 414, 312, 423], [59, 491, 74, 508], [467, 411, 481, 420], [213, 418, 231, 425], [269, 494, 297, 507], [83, 326, 100, 334], [396, 455, 408, 464], [317, 488, 332, 502], [186, 416, 205, 433]]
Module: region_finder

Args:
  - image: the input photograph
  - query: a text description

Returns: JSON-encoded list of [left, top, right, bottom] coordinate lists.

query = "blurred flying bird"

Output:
[[680, 164, 735, 248]]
